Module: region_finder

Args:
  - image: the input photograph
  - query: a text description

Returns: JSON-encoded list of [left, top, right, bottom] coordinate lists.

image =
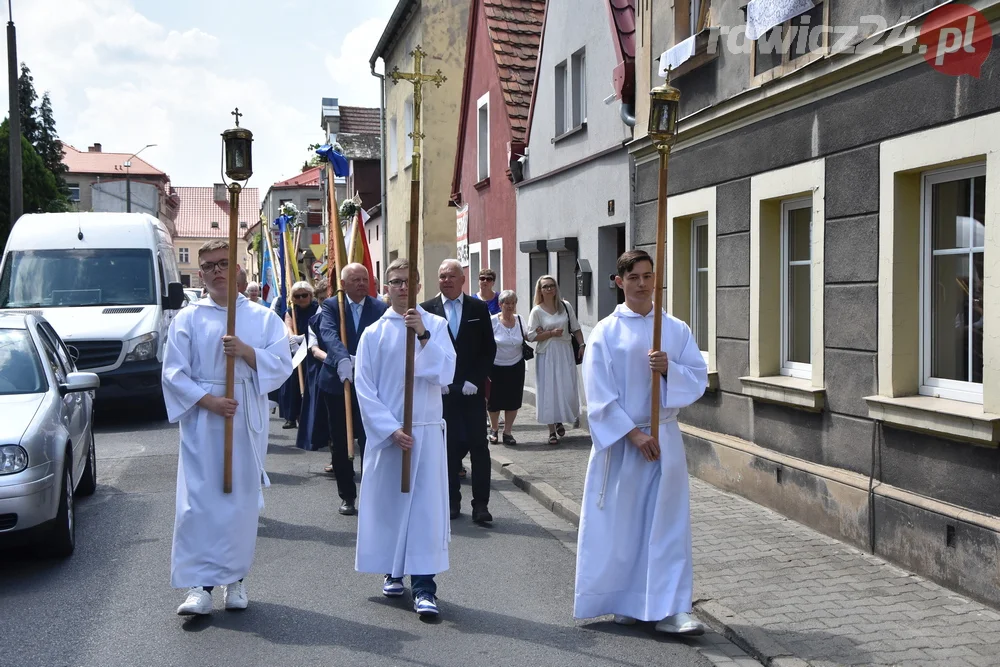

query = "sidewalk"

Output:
[[488, 403, 1000, 667]]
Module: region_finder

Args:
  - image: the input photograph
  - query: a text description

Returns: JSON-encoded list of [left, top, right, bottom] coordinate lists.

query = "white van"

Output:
[[0, 212, 184, 402]]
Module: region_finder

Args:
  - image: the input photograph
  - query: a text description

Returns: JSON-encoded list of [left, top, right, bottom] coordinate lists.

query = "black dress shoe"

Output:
[[339, 500, 358, 516], [282, 420, 297, 429], [472, 506, 493, 523]]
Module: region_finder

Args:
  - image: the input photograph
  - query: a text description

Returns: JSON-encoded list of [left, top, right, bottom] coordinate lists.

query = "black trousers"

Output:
[[444, 392, 490, 511], [322, 389, 365, 502]]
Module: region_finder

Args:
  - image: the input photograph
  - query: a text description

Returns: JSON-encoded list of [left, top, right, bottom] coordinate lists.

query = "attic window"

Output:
[[210, 221, 220, 229], [240, 221, 248, 228]]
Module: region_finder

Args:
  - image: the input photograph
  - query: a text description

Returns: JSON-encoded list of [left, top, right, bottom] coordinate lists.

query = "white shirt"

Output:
[[491, 314, 525, 367]]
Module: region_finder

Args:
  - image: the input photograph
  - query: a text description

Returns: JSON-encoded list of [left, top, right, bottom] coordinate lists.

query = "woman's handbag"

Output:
[[517, 315, 534, 361], [564, 300, 583, 365]]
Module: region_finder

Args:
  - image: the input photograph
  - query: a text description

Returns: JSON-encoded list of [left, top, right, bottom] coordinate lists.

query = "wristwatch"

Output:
[[417, 329, 431, 341]]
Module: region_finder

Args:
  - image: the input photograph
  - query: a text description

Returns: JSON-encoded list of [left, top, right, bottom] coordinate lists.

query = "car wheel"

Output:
[[48, 456, 76, 558], [76, 421, 97, 497]]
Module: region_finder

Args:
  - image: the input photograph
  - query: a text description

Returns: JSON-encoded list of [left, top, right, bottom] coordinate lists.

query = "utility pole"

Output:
[[7, 0, 22, 223]]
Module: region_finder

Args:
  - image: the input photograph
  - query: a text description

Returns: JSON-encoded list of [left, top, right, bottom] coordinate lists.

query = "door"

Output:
[[37, 324, 87, 481]]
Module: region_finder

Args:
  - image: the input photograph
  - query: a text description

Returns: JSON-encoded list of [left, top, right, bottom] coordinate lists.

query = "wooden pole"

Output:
[[283, 230, 306, 395], [223, 183, 241, 493], [327, 163, 356, 460], [649, 150, 669, 448], [389, 46, 446, 493]]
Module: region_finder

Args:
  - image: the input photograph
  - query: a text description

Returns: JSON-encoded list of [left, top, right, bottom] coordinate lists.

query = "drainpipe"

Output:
[[372, 60, 388, 282], [620, 100, 636, 127]]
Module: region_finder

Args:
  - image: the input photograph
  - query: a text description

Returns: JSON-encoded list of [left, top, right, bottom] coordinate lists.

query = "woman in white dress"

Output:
[[526, 275, 584, 444]]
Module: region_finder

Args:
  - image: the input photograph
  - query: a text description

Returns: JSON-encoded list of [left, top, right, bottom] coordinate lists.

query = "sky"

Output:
[[0, 0, 398, 191]]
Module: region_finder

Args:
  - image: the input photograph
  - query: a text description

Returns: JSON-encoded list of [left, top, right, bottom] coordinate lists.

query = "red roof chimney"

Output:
[[88, 143, 102, 152]]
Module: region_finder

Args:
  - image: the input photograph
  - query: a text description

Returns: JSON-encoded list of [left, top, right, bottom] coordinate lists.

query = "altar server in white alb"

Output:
[[163, 239, 292, 616], [574, 249, 708, 635], [354, 258, 456, 617]]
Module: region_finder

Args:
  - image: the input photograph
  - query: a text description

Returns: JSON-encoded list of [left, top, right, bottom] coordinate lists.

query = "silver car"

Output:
[[0, 312, 100, 556]]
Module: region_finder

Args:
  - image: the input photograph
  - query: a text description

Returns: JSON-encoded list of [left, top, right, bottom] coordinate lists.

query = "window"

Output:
[[529, 252, 549, 298], [691, 217, 709, 354], [752, 2, 827, 82], [477, 92, 490, 181], [554, 61, 568, 136], [469, 242, 482, 290], [781, 199, 812, 378], [178, 248, 189, 264], [921, 165, 985, 402], [554, 51, 586, 138], [210, 221, 219, 229], [388, 116, 398, 175], [68, 183, 80, 202], [307, 198, 321, 212], [488, 238, 503, 288], [571, 49, 586, 128], [404, 99, 414, 165]]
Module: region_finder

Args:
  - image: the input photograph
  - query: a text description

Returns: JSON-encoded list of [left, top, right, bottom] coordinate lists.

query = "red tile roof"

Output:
[[173, 186, 261, 239], [61, 143, 166, 177], [339, 106, 381, 135], [483, 0, 546, 145], [271, 167, 321, 189]]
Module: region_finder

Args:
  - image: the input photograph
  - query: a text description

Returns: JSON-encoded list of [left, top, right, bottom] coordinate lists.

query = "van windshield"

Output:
[[0, 249, 157, 308]]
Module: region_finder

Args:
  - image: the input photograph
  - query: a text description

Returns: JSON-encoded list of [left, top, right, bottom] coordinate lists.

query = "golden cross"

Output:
[[388, 46, 446, 181]]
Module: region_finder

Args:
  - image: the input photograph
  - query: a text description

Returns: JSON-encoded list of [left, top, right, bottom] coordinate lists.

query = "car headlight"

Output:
[[0, 445, 28, 475], [125, 332, 159, 362]]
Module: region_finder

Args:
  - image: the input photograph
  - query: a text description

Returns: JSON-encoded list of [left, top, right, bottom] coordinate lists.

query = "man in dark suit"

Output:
[[319, 262, 388, 516], [421, 259, 497, 523]]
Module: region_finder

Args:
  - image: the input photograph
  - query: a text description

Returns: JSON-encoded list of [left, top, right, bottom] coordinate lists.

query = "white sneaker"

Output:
[[655, 612, 705, 636], [177, 587, 213, 616], [223, 580, 248, 610]]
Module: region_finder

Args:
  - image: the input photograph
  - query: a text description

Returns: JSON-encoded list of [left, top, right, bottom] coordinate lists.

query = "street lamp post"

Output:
[[124, 143, 157, 213], [647, 78, 681, 444]]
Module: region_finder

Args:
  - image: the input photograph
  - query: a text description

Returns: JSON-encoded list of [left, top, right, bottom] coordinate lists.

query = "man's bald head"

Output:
[[341, 262, 370, 302], [438, 259, 465, 300]]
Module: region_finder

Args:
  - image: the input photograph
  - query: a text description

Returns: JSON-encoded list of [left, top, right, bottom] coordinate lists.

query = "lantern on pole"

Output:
[[647, 78, 680, 449], [220, 108, 253, 493]]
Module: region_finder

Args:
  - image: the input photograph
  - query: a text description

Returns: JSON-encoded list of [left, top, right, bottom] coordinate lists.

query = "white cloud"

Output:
[[324, 18, 387, 106], [0, 0, 393, 191]]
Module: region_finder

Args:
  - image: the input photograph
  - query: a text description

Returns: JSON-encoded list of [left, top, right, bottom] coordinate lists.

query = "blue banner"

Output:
[[315, 144, 350, 177]]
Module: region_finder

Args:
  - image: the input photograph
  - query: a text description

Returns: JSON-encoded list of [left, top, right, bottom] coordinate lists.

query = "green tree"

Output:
[[36, 93, 67, 189], [0, 119, 69, 248], [17, 63, 40, 146]]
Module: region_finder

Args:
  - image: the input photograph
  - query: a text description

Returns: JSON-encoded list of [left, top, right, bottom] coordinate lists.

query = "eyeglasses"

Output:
[[479, 276, 494, 282], [387, 279, 409, 287], [200, 259, 230, 273], [541, 284, 556, 290], [293, 293, 311, 299]]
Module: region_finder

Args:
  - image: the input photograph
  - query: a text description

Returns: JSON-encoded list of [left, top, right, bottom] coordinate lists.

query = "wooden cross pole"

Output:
[[223, 182, 241, 494], [389, 45, 446, 493]]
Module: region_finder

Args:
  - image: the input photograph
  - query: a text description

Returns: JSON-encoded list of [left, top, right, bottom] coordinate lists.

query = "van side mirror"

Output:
[[166, 282, 184, 310]]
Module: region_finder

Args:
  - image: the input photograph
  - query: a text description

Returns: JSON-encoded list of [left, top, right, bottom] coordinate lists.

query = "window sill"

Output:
[[552, 123, 587, 144], [389, 171, 398, 180], [474, 176, 490, 191], [669, 28, 721, 79], [705, 371, 719, 393], [740, 375, 825, 412], [864, 395, 1000, 447]]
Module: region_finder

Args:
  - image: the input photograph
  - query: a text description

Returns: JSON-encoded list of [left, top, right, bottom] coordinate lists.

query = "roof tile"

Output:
[[483, 0, 546, 145], [173, 186, 261, 239], [61, 143, 166, 177], [338, 106, 381, 135]]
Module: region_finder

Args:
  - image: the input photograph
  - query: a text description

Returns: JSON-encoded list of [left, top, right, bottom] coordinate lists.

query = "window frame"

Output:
[[919, 163, 986, 404], [749, 1, 830, 87], [178, 247, 189, 265], [554, 60, 568, 136], [468, 242, 482, 290], [67, 183, 81, 202], [690, 215, 709, 360], [404, 99, 414, 167], [571, 49, 586, 128], [780, 197, 813, 380], [477, 92, 490, 182], [488, 237, 503, 289], [388, 116, 398, 176]]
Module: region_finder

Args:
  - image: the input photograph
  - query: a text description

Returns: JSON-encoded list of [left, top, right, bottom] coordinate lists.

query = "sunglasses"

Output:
[[293, 293, 311, 299], [479, 276, 494, 282], [200, 259, 230, 273]]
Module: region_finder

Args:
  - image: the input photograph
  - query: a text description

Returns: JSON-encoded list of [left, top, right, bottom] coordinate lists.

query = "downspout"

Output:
[[372, 60, 388, 284], [620, 100, 636, 127]]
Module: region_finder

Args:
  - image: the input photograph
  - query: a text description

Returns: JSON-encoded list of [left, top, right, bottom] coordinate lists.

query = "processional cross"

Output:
[[389, 46, 446, 493]]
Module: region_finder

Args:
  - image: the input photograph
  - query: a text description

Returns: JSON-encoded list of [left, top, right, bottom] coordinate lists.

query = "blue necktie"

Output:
[[447, 299, 459, 338], [352, 302, 362, 331]]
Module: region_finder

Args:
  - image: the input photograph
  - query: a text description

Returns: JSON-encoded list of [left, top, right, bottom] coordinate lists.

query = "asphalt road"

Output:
[[0, 405, 717, 667]]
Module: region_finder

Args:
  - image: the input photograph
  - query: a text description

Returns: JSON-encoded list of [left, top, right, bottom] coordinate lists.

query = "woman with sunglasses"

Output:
[[278, 282, 319, 433], [473, 268, 501, 315]]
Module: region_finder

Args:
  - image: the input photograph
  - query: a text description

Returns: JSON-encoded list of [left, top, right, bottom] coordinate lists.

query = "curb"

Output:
[[489, 449, 811, 667]]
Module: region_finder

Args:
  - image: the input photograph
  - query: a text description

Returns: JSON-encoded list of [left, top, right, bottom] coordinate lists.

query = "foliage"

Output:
[[17, 63, 39, 146], [278, 201, 301, 223], [0, 119, 70, 249], [36, 93, 67, 187], [339, 199, 359, 220]]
